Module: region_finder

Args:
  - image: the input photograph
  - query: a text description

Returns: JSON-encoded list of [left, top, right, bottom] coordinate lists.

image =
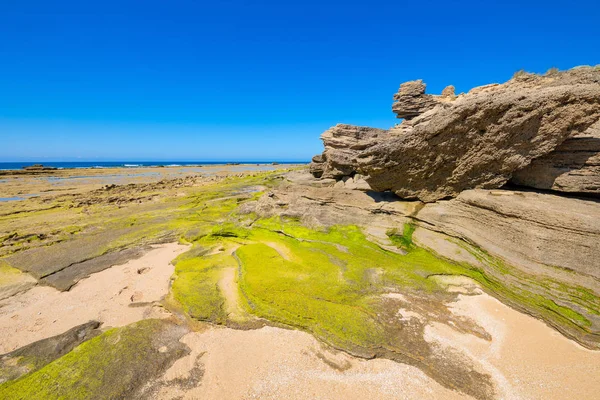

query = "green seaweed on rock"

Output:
[[0, 319, 188, 400]]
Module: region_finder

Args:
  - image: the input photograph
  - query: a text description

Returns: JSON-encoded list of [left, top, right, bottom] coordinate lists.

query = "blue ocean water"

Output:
[[0, 161, 306, 170]]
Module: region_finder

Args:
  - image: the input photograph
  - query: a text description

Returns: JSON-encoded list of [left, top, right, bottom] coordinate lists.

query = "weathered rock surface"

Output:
[[415, 188, 600, 347], [247, 170, 600, 348], [309, 124, 387, 179], [310, 68, 600, 201], [360, 68, 600, 201], [416, 189, 600, 279], [0, 321, 101, 383], [40, 246, 151, 291], [392, 80, 441, 119], [510, 120, 600, 194]]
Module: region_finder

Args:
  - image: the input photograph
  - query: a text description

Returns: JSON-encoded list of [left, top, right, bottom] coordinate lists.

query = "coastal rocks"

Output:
[[510, 120, 600, 194], [416, 189, 600, 279], [359, 68, 600, 202], [310, 67, 600, 201], [41, 246, 151, 291], [0, 321, 102, 383], [309, 124, 387, 179], [249, 171, 600, 349], [392, 80, 441, 119], [414, 188, 600, 347], [22, 164, 57, 171]]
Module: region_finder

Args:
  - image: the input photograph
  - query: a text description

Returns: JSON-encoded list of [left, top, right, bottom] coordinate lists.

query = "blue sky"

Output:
[[1, 0, 598, 161]]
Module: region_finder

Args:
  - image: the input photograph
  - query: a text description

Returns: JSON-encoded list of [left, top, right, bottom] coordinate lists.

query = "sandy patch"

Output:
[[217, 267, 244, 320], [424, 277, 600, 399], [0, 243, 188, 353], [155, 326, 466, 400]]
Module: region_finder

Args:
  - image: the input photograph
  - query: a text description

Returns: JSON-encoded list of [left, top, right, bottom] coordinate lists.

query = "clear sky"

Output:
[[1, 0, 599, 161]]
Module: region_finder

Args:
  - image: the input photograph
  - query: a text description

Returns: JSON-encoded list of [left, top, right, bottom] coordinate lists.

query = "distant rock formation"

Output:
[[310, 67, 600, 201], [22, 164, 57, 171]]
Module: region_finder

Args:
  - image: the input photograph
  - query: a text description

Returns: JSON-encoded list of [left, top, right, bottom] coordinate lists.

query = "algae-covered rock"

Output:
[[0, 262, 36, 300], [0, 321, 101, 383], [0, 319, 190, 400]]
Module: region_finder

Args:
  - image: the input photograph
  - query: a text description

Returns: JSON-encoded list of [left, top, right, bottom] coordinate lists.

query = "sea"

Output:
[[0, 161, 306, 171]]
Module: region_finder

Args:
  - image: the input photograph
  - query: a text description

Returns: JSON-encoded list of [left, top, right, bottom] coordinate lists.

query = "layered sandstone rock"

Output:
[[359, 68, 600, 201], [510, 120, 600, 194], [308, 124, 386, 179], [310, 67, 600, 201], [391, 80, 441, 119], [416, 189, 600, 278]]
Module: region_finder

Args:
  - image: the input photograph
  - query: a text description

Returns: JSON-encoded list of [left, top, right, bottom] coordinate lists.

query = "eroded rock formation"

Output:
[[308, 124, 387, 179], [244, 171, 600, 349], [310, 67, 600, 201], [510, 120, 600, 194], [391, 80, 440, 119]]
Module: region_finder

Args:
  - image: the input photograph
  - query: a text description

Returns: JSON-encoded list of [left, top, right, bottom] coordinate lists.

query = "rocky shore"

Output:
[[0, 68, 599, 399], [310, 67, 600, 200]]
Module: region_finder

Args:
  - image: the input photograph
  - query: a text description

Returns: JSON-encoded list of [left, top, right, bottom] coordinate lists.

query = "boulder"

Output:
[[440, 85, 456, 99]]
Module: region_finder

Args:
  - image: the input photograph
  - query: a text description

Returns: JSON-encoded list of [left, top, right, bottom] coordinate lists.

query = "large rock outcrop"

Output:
[[245, 170, 600, 349], [310, 67, 600, 201]]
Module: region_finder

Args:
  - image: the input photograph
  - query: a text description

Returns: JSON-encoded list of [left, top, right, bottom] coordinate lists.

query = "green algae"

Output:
[[236, 241, 384, 353], [170, 248, 233, 323], [387, 223, 416, 250], [0, 262, 25, 286], [167, 218, 496, 397], [3, 170, 599, 397], [171, 215, 599, 350], [0, 319, 188, 400]]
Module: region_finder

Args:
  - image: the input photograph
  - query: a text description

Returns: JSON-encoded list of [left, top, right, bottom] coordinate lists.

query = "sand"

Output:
[[153, 277, 600, 399], [155, 326, 467, 400], [423, 280, 600, 399], [0, 242, 188, 353], [2, 245, 599, 399]]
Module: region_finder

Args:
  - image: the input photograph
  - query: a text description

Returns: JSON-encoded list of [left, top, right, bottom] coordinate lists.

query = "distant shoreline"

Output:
[[0, 161, 308, 171]]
